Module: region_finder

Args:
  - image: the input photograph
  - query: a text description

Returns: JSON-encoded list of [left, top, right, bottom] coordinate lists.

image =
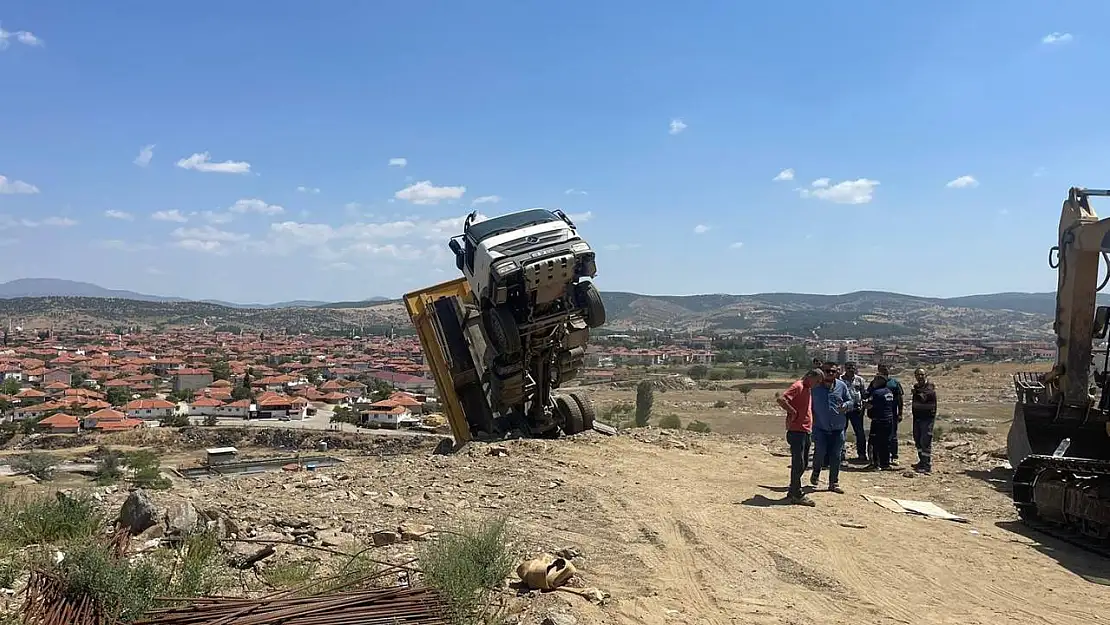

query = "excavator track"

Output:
[[1012, 455, 1110, 558]]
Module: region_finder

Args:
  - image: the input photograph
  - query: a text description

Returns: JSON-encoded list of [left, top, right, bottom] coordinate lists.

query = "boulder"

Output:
[[119, 489, 158, 535]]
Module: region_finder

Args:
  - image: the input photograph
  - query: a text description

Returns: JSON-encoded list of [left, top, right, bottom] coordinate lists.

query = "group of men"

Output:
[[776, 359, 938, 506]]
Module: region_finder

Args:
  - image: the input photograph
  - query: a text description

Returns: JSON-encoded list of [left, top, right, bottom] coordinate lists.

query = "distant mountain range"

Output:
[[0, 278, 1073, 316], [0, 279, 386, 309], [0, 278, 1080, 339]]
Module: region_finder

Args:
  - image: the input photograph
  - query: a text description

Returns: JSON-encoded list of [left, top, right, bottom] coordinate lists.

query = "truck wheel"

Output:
[[576, 281, 606, 328], [554, 395, 585, 435], [568, 392, 596, 431], [484, 305, 522, 357]]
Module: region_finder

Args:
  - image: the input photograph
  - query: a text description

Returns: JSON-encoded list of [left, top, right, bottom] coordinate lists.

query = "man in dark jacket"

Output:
[[865, 372, 897, 470], [911, 368, 938, 473], [876, 363, 905, 465]]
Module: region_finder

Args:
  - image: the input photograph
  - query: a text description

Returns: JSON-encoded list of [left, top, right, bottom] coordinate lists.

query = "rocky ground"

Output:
[[3, 362, 1109, 625]]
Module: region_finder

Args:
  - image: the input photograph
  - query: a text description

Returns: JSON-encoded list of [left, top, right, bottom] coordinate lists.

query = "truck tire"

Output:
[[576, 281, 606, 329], [484, 304, 522, 357], [568, 391, 596, 431], [554, 395, 585, 435]]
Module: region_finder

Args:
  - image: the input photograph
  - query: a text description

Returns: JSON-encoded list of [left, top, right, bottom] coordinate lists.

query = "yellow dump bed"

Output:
[[402, 277, 473, 445]]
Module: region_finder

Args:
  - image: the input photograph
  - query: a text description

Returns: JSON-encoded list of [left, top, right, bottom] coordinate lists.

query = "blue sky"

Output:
[[1, 1, 1108, 304]]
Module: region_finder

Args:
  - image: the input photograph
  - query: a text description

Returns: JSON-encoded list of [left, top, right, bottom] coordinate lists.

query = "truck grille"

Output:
[[491, 230, 565, 255]]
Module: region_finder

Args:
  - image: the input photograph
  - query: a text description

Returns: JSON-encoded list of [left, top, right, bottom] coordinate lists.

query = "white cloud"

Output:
[[0, 175, 39, 194], [394, 180, 466, 205], [151, 209, 188, 223], [229, 198, 284, 215], [326, 261, 356, 271], [568, 211, 593, 223], [22, 216, 76, 227], [0, 26, 42, 50], [99, 239, 155, 252], [799, 178, 879, 204], [389, 157, 408, 168], [693, 224, 710, 234], [176, 239, 223, 253], [603, 243, 642, 251], [200, 210, 233, 224], [1043, 32, 1073, 45], [564, 188, 588, 196], [1033, 167, 1047, 178], [946, 175, 979, 189], [669, 119, 687, 135], [104, 210, 133, 221], [146, 267, 164, 275], [773, 168, 795, 182], [730, 241, 744, 249], [171, 225, 249, 243], [134, 144, 154, 167], [296, 185, 321, 194], [175, 152, 251, 174], [471, 195, 501, 206]]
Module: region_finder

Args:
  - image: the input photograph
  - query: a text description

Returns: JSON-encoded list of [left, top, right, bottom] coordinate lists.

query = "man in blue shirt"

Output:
[[809, 362, 856, 493], [877, 363, 905, 465]]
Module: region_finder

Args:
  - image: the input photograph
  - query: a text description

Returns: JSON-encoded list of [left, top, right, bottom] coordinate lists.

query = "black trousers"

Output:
[[913, 415, 935, 469], [870, 420, 893, 468]]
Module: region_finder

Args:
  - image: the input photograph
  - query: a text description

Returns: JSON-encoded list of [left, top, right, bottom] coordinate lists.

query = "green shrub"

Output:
[[11, 452, 58, 481], [712, 400, 727, 408], [658, 414, 682, 429], [686, 420, 712, 433], [419, 517, 515, 624], [0, 491, 103, 548]]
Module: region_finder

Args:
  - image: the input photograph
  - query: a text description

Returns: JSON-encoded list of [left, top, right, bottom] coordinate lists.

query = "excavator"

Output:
[[1008, 187, 1110, 555]]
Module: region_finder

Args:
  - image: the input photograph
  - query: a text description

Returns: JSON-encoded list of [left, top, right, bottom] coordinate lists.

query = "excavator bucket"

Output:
[[1006, 402, 1034, 469]]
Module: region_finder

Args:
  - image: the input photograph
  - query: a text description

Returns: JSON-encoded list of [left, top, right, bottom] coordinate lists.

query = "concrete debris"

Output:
[[399, 522, 434, 541], [165, 500, 200, 536], [488, 444, 510, 457], [372, 530, 402, 546], [543, 614, 579, 625]]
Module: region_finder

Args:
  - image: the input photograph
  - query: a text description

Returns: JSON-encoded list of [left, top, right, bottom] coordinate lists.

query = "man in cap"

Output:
[[865, 369, 898, 470], [876, 363, 905, 465], [910, 367, 938, 473]]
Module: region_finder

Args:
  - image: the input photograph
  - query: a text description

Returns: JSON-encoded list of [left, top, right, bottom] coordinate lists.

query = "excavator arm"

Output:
[[1052, 187, 1110, 404]]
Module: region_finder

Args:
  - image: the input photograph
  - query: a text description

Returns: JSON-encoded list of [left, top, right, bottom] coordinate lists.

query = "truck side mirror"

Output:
[[448, 238, 462, 256], [1094, 305, 1110, 339]]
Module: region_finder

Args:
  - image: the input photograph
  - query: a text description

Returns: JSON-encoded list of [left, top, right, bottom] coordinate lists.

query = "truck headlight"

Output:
[[494, 260, 518, 276], [570, 242, 591, 253]]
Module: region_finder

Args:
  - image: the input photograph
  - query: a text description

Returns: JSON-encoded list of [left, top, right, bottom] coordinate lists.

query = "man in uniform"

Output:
[[876, 363, 905, 465]]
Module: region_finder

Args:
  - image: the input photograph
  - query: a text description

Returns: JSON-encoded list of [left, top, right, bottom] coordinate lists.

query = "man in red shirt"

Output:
[[777, 369, 823, 506]]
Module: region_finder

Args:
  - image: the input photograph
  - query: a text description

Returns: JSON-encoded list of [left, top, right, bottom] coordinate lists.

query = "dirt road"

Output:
[[527, 432, 1110, 625]]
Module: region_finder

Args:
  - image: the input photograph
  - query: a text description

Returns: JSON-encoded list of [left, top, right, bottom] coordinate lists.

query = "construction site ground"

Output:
[[5, 362, 1110, 625]]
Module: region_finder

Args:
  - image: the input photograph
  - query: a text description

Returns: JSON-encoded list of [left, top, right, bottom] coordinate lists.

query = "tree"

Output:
[[210, 360, 231, 381], [687, 364, 708, 380], [634, 381, 654, 427], [738, 384, 753, 400], [203, 413, 218, 427], [370, 379, 393, 402], [0, 378, 20, 396], [106, 387, 131, 407], [231, 385, 253, 401]]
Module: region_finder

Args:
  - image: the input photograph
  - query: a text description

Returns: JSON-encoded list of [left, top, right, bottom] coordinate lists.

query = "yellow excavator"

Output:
[[1009, 187, 1110, 555]]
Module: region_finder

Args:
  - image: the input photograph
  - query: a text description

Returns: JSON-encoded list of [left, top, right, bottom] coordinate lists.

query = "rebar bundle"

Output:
[[135, 586, 452, 625]]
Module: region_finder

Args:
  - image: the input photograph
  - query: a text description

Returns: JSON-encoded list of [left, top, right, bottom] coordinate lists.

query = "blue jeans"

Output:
[[811, 428, 845, 486], [842, 411, 866, 460], [786, 430, 811, 497]]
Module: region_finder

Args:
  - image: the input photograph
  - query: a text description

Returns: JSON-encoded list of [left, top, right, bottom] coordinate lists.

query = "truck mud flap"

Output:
[[432, 297, 495, 435]]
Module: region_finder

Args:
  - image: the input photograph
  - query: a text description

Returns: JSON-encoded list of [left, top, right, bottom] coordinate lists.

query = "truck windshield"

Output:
[[466, 209, 559, 242]]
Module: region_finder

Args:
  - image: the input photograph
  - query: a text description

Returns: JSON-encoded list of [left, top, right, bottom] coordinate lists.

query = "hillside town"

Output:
[[0, 324, 1058, 435]]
